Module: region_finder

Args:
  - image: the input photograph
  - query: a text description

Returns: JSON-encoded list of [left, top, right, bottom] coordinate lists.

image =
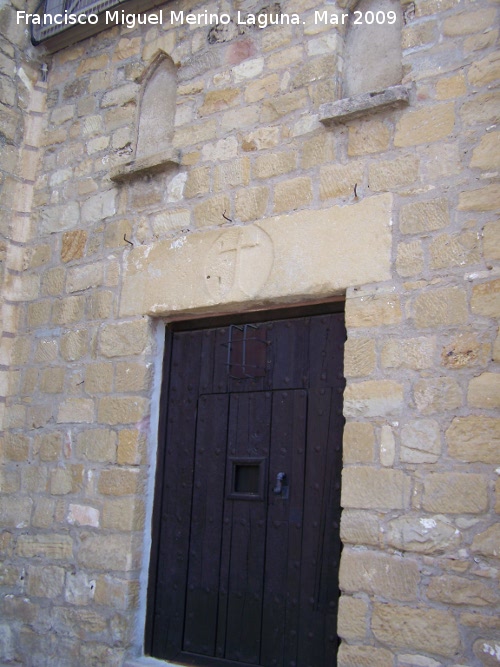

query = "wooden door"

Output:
[[146, 309, 345, 667]]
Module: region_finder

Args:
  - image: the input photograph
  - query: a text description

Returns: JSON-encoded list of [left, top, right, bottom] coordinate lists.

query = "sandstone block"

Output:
[[458, 184, 500, 212], [340, 509, 383, 546], [414, 377, 462, 415], [245, 74, 279, 103], [273, 177, 312, 213], [301, 133, 335, 168], [57, 398, 94, 424], [115, 362, 151, 392], [85, 363, 113, 394], [61, 229, 87, 262], [395, 103, 455, 147], [320, 162, 364, 200], [202, 136, 238, 162], [102, 496, 145, 531], [346, 293, 402, 328], [67, 503, 100, 528], [101, 82, 138, 108], [120, 195, 392, 317], [343, 380, 404, 418], [337, 644, 394, 667], [16, 534, 73, 560], [260, 89, 308, 122], [35, 432, 62, 461], [117, 430, 143, 466], [340, 549, 419, 601], [50, 465, 84, 495], [342, 467, 410, 510], [460, 92, 500, 128], [386, 514, 461, 554], [173, 119, 217, 149], [3, 433, 29, 462], [471, 524, 500, 559], [60, 329, 88, 361], [471, 131, 500, 171], [53, 296, 85, 325], [76, 429, 117, 463], [98, 468, 141, 496], [235, 186, 269, 222], [372, 604, 460, 656], [430, 231, 480, 270], [152, 209, 191, 237], [427, 574, 498, 606], [199, 89, 239, 117], [348, 119, 390, 156], [77, 533, 139, 571], [401, 419, 441, 463], [337, 596, 368, 641], [396, 240, 424, 277], [344, 338, 376, 377], [97, 397, 149, 425], [81, 190, 116, 224], [473, 638, 500, 667], [400, 198, 449, 234], [412, 287, 468, 328], [468, 373, 500, 409], [215, 158, 250, 192], [64, 570, 96, 605], [471, 279, 500, 318], [94, 574, 138, 610], [241, 127, 280, 152], [184, 166, 210, 199], [441, 332, 490, 369], [444, 8, 497, 36], [369, 155, 419, 191], [381, 337, 435, 370], [254, 151, 297, 180], [193, 194, 230, 228], [423, 473, 489, 514], [99, 319, 149, 358], [447, 416, 500, 464], [402, 20, 436, 49], [221, 105, 259, 132], [342, 422, 375, 464], [27, 565, 64, 599]]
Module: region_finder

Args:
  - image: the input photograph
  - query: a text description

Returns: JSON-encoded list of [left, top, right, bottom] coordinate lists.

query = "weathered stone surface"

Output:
[[401, 419, 441, 463], [468, 373, 500, 410], [120, 195, 392, 317], [344, 380, 404, 417], [473, 639, 500, 667], [395, 103, 455, 147], [99, 320, 149, 358], [337, 644, 394, 667], [77, 533, 139, 571], [471, 279, 500, 319], [372, 604, 461, 656], [97, 397, 150, 425], [447, 417, 500, 464], [340, 510, 383, 547], [386, 515, 461, 554], [427, 575, 498, 606], [471, 525, 500, 559], [414, 377, 462, 415], [423, 473, 489, 514], [343, 422, 375, 463], [346, 292, 402, 328], [340, 549, 419, 601], [400, 198, 449, 234], [27, 565, 65, 599], [337, 596, 368, 641], [342, 467, 411, 510], [16, 534, 73, 560], [344, 338, 376, 377], [412, 287, 468, 328], [381, 337, 434, 370]]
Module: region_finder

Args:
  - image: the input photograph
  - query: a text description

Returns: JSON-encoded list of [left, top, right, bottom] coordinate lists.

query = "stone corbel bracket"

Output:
[[319, 84, 411, 125], [110, 149, 181, 182]]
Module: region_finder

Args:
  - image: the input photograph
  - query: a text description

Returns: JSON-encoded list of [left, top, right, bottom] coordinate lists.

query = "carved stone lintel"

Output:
[[110, 149, 181, 182], [319, 84, 411, 125]]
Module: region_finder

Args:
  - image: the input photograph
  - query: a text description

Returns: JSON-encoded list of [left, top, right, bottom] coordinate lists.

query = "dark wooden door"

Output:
[[147, 310, 345, 667]]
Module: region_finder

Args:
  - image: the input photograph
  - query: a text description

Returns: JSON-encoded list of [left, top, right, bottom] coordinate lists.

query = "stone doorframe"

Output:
[[121, 193, 393, 664]]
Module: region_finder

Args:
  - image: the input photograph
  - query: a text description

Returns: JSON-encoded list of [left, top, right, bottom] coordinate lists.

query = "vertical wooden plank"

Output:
[[261, 389, 307, 667], [223, 392, 271, 664], [183, 393, 229, 657], [151, 329, 204, 659], [269, 317, 309, 390]]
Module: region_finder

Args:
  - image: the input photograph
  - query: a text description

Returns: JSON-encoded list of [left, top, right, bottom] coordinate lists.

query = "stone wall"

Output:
[[0, 0, 499, 665]]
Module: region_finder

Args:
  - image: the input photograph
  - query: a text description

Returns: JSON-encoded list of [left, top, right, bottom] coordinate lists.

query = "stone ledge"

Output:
[[110, 149, 180, 182], [319, 85, 411, 125]]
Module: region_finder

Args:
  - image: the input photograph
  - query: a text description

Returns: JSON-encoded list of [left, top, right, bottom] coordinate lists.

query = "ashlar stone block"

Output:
[[120, 194, 393, 318]]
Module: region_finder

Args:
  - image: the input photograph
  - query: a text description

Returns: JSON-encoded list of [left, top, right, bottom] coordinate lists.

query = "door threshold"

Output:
[[124, 658, 186, 667]]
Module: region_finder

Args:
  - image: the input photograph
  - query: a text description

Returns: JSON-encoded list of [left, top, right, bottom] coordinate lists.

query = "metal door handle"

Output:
[[273, 472, 287, 495]]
